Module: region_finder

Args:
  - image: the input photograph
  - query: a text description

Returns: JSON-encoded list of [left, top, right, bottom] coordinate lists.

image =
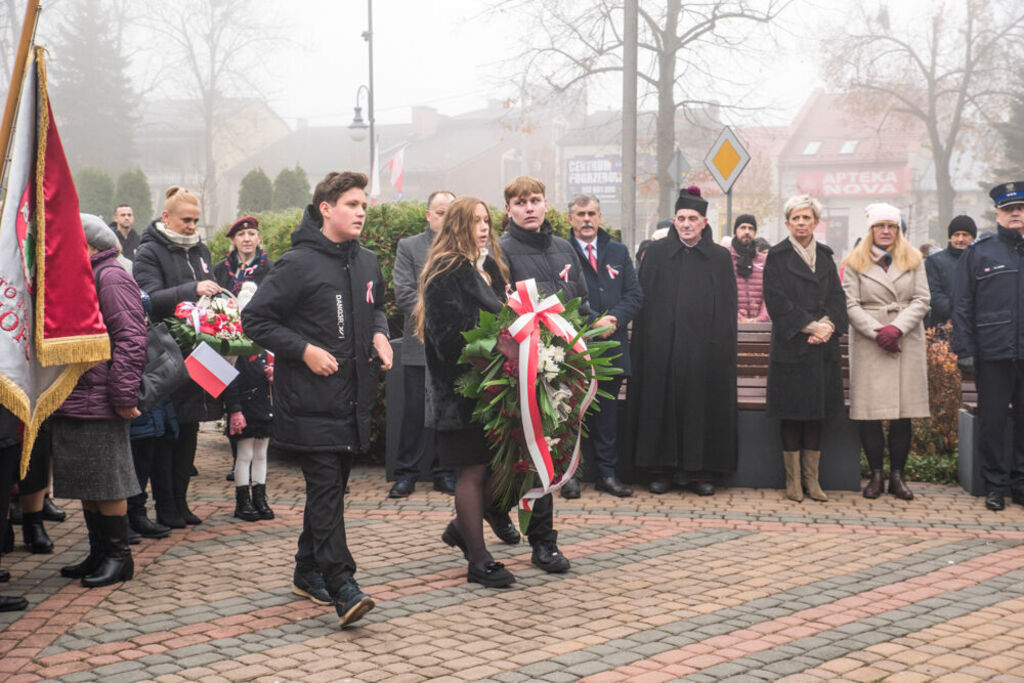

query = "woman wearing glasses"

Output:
[[842, 203, 930, 500]]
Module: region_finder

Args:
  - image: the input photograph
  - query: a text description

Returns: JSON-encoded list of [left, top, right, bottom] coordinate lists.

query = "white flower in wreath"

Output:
[[537, 342, 566, 381], [543, 378, 574, 421]]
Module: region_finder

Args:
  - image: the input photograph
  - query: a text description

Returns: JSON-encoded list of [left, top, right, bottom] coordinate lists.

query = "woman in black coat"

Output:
[[133, 187, 223, 526], [419, 197, 512, 588], [764, 195, 847, 502]]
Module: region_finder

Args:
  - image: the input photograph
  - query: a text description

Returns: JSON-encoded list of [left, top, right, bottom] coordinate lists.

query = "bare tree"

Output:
[[494, 0, 791, 217], [822, 0, 1024, 230], [140, 0, 276, 226]]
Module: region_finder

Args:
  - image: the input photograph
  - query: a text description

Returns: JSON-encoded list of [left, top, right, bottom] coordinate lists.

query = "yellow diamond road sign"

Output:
[[703, 126, 750, 193]]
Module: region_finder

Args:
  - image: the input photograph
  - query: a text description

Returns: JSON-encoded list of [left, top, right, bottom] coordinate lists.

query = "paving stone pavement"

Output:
[[3, 425, 1024, 682]]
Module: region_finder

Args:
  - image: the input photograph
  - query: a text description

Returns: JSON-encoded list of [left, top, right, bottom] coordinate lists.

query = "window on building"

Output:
[[839, 140, 859, 155], [802, 140, 822, 155]]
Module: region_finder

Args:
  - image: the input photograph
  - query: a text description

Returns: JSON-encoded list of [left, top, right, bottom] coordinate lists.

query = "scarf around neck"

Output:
[[156, 221, 200, 250], [871, 244, 893, 271], [788, 234, 816, 272], [733, 238, 757, 278]]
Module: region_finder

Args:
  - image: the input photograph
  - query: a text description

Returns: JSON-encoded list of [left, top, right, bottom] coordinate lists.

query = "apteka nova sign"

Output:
[[798, 168, 913, 197]]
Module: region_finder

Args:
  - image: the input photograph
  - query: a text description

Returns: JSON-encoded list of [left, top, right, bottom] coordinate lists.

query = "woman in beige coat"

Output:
[[843, 203, 930, 500]]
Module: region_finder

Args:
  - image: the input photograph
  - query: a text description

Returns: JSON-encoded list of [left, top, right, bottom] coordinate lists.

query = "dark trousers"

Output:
[[128, 437, 171, 516], [0, 444, 18, 553], [294, 450, 357, 594], [976, 359, 1024, 494], [171, 422, 199, 484], [393, 365, 447, 481], [586, 377, 623, 478], [525, 492, 555, 546]]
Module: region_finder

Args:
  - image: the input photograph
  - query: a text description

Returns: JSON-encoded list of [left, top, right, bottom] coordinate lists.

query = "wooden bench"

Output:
[[725, 322, 862, 491]]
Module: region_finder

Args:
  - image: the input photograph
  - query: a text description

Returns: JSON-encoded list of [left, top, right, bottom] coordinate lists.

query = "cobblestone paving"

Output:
[[3, 426, 1024, 681]]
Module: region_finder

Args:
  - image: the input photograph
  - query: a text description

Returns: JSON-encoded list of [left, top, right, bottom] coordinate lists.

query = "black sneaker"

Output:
[[292, 567, 332, 606], [531, 541, 570, 573], [334, 579, 375, 628]]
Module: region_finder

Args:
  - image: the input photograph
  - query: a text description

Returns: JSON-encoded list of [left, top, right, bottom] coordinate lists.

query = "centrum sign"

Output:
[[567, 155, 622, 202]]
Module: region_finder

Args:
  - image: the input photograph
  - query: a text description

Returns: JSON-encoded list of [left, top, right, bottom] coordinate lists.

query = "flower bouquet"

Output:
[[166, 292, 262, 357], [455, 279, 621, 528]]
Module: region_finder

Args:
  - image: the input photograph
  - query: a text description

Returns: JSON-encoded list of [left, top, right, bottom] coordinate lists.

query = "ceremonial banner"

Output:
[[0, 47, 110, 475]]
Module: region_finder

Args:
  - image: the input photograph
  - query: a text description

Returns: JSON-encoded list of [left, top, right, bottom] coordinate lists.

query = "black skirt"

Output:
[[436, 426, 494, 468]]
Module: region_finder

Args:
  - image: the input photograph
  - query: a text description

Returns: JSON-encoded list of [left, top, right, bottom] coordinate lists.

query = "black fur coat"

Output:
[[423, 256, 507, 431]]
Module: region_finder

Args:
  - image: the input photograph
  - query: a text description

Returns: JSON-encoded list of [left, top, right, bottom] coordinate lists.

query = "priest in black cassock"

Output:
[[627, 186, 738, 496]]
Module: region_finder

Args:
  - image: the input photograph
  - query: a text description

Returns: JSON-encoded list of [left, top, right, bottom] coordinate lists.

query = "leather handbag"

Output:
[[137, 320, 189, 413]]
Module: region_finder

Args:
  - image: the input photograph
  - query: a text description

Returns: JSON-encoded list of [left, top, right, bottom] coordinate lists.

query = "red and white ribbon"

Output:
[[365, 281, 374, 304], [177, 302, 208, 336], [558, 264, 571, 282], [605, 264, 619, 279], [506, 278, 599, 509]]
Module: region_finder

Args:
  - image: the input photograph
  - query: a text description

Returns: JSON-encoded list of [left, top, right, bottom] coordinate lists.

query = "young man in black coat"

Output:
[[925, 214, 975, 330], [566, 194, 642, 498], [242, 171, 392, 628], [497, 175, 594, 574]]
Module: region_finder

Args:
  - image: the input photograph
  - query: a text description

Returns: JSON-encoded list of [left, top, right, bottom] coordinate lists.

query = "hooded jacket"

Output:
[[241, 205, 389, 453], [729, 242, 770, 322], [57, 248, 147, 420], [133, 219, 222, 423]]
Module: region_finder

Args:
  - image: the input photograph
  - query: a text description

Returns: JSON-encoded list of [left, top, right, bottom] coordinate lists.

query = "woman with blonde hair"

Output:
[[134, 187, 223, 527], [763, 194, 846, 502], [842, 203, 930, 500], [417, 197, 514, 588]]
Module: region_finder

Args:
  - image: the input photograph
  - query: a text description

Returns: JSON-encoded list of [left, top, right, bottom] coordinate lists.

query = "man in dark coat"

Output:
[[110, 205, 140, 261], [628, 186, 738, 496], [497, 175, 591, 574], [242, 171, 392, 628], [388, 190, 456, 498], [926, 214, 976, 330], [566, 194, 642, 498], [953, 182, 1024, 511]]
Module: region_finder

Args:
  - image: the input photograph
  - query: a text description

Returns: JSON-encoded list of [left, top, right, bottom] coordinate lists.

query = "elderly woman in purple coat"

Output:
[[51, 215, 147, 588]]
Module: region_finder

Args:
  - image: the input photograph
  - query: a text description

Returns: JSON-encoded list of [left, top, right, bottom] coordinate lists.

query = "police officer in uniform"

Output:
[[952, 181, 1024, 511]]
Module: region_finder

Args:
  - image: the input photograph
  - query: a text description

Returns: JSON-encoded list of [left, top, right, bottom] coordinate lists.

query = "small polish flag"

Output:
[[184, 341, 239, 398], [559, 264, 571, 282], [387, 147, 405, 193]]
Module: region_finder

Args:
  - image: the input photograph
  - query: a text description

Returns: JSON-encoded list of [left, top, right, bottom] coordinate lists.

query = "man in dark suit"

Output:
[[563, 194, 642, 498], [388, 190, 457, 497]]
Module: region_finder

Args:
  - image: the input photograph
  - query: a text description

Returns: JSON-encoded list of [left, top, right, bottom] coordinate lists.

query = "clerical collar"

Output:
[[679, 234, 701, 248]]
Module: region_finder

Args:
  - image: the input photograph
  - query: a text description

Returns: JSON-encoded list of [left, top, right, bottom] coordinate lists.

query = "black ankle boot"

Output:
[[81, 515, 134, 587], [61, 510, 103, 578], [234, 487, 259, 522], [42, 496, 66, 522], [251, 484, 274, 520], [22, 511, 53, 553]]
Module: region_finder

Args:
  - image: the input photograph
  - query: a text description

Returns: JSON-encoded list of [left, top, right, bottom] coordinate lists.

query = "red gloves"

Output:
[[874, 325, 902, 353]]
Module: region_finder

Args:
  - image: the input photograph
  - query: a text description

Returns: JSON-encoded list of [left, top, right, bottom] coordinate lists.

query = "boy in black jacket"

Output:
[[242, 171, 392, 628]]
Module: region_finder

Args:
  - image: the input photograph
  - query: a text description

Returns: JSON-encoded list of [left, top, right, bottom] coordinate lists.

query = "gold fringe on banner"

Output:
[[32, 46, 110, 367]]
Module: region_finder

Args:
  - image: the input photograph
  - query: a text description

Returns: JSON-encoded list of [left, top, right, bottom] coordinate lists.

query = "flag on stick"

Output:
[[184, 341, 239, 398], [0, 46, 110, 476]]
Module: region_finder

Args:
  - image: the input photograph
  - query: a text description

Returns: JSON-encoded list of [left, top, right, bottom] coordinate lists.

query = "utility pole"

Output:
[[621, 0, 638, 251]]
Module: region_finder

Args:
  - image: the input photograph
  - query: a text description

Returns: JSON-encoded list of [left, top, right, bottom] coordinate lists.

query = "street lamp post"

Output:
[[347, 0, 375, 172]]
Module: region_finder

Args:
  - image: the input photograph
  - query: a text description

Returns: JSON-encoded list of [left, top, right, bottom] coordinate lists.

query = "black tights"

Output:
[[858, 419, 911, 471], [454, 463, 493, 571], [780, 419, 822, 451]]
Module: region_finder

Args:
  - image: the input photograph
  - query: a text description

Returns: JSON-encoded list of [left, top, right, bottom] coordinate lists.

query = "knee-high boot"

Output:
[[783, 451, 803, 502], [152, 448, 184, 528], [81, 515, 134, 587], [60, 510, 103, 578], [801, 449, 828, 502]]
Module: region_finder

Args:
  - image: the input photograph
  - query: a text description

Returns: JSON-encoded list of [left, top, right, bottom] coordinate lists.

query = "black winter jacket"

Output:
[[953, 226, 1024, 361], [423, 257, 506, 431], [222, 353, 273, 439], [499, 220, 591, 315], [241, 205, 389, 453], [924, 244, 962, 329], [133, 220, 222, 423]]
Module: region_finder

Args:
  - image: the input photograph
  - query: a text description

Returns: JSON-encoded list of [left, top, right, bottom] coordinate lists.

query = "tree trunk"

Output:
[[656, 0, 680, 219]]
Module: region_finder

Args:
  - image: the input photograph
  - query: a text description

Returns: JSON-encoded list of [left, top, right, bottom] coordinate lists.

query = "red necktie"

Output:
[[587, 243, 597, 272]]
